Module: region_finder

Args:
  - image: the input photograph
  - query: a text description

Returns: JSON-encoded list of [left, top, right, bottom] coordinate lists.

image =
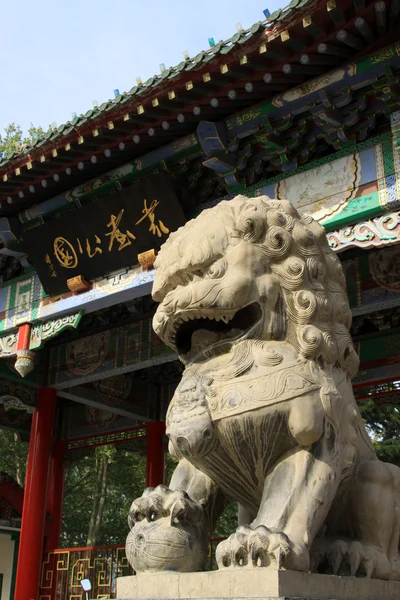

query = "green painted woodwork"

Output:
[[47, 317, 174, 388], [237, 132, 393, 197], [322, 192, 382, 229], [29, 312, 83, 350], [220, 132, 396, 230], [360, 332, 400, 364], [356, 42, 400, 75]]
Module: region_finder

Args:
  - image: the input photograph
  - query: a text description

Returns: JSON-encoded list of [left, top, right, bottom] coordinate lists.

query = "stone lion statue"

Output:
[[126, 196, 400, 580]]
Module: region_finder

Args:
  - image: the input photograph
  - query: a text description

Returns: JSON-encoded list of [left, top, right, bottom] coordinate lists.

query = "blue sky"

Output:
[[1, 0, 284, 135]]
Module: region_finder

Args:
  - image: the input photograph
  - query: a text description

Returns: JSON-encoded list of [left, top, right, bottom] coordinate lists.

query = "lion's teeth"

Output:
[[222, 315, 229, 324]]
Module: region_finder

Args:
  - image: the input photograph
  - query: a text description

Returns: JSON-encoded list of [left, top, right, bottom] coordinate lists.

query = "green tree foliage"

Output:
[[61, 448, 237, 548], [213, 503, 237, 538], [0, 428, 28, 487], [0, 123, 45, 155], [358, 400, 400, 466], [61, 446, 146, 547]]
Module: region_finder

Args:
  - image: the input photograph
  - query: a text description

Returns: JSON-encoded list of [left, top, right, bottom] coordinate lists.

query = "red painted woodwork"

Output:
[[14, 387, 57, 600], [45, 439, 67, 551], [16, 323, 31, 351], [353, 377, 400, 389], [146, 421, 165, 488], [65, 424, 146, 450]]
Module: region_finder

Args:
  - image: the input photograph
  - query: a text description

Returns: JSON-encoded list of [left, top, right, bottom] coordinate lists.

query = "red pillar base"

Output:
[[146, 421, 165, 488], [14, 387, 57, 600]]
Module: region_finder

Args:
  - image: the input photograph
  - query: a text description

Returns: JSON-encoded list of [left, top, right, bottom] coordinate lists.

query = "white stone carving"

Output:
[[127, 195, 400, 580]]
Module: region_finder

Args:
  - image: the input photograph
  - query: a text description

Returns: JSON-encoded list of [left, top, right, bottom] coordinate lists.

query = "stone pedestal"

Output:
[[117, 570, 400, 600]]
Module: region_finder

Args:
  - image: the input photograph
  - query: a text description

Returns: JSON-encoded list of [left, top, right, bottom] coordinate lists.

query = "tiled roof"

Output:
[[1, 0, 398, 216], [0, 0, 315, 171]]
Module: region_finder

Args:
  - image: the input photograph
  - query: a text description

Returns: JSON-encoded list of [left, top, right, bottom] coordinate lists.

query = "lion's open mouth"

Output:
[[172, 302, 262, 359]]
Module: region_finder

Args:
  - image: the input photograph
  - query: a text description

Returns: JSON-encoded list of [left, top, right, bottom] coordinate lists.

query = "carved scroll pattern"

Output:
[[327, 211, 400, 251]]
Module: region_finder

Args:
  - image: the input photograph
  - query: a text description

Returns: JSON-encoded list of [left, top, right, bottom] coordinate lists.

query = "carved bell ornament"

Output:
[[14, 349, 35, 378]]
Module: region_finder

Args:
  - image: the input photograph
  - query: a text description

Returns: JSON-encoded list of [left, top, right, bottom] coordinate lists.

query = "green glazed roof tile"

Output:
[[268, 9, 282, 21], [229, 33, 242, 44], [168, 70, 183, 80], [152, 77, 164, 88], [251, 22, 262, 34]]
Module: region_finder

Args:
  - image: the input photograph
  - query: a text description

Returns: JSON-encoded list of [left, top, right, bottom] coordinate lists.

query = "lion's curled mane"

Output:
[[155, 195, 359, 377]]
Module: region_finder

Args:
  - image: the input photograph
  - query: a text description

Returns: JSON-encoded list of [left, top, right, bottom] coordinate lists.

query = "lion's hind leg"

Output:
[[313, 459, 400, 580], [350, 459, 400, 579]]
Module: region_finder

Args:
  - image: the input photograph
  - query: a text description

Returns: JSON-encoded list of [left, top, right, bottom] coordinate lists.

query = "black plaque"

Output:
[[23, 173, 186, 295]]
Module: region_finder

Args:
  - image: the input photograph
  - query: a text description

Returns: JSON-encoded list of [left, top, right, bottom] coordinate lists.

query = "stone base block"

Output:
[[117, 569, 400, 600]]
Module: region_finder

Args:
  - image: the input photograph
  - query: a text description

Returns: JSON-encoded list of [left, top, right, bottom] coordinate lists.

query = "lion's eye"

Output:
[[205, 260, 226, 279]]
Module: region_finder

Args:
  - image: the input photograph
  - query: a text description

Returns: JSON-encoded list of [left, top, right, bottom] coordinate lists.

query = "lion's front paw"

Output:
[[128, 484, 204, 529], [216, 525, 309, 571]]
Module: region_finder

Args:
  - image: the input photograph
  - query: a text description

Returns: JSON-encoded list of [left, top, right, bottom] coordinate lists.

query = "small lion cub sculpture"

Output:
[[126, 195, 400, 580]]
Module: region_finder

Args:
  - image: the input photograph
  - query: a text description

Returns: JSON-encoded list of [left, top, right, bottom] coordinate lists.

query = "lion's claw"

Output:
[[311, 538, 393, 579], [216, 526, 305, 570]]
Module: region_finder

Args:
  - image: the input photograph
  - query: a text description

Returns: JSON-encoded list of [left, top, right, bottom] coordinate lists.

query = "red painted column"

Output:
[[146, 421, 165, 488], [14, 387, 57, 600], [16, 322, 32, 350], [45, 439, 67, 551]]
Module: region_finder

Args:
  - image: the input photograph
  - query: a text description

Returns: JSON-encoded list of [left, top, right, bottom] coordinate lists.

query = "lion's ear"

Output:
[[237, 205, 265, 243]]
